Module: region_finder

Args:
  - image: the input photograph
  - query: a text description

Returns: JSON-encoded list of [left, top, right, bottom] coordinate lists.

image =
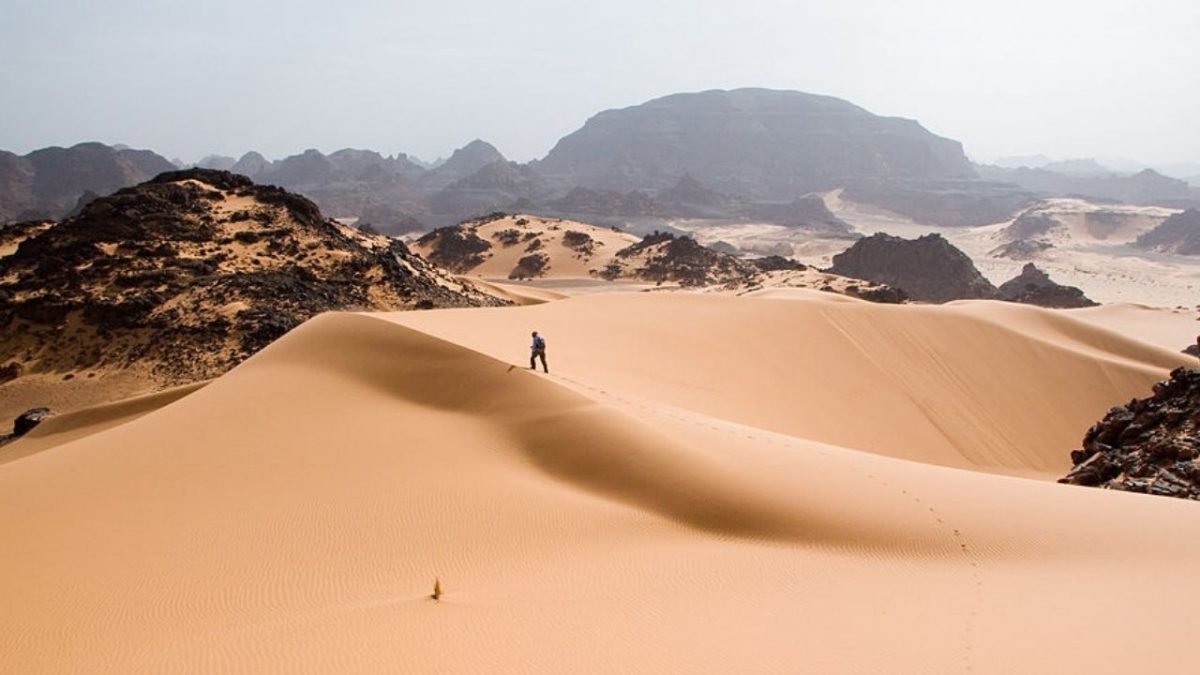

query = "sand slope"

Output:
[[2, 292, 1198, 674]]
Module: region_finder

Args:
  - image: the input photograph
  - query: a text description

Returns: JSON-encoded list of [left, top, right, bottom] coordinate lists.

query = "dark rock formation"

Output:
[[828, 233, 997, 303], [843, 283, 909, 304], [1134, 209, 1200, 255], [0, 143, 176, 222], [989, 239, 1053, 261], [1060, 367, 1200, 500], [508, 253, 549, 280], [415, 224, 493, 273], [13, 407, 51, 436], [614, 232, 759, 287], [1002, 209, 1059, 240], [0, 169, 504, 387], [749, 255, 807, 272], [538, 88, 976, 198], [996, 263, 1097, 308]]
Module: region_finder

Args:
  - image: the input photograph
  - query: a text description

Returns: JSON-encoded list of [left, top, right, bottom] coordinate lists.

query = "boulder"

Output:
[[13, 407, 51, 436]]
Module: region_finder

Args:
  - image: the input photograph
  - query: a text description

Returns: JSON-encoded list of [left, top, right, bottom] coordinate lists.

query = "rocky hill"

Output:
[[0, 142, 176, 222], [1134, 208, 1200, 255], [1060, 367, 1200, 500], [536, 88, 976, 198], [412, 213, 907, 299], [414, 214, 765, 287], [0, 169, 504, 392], [995, 263, 1097, 308], [828, 233, 997, 303]]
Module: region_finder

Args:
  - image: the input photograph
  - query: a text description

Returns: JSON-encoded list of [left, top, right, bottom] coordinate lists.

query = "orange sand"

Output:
[[2, 291, 1198, 674]]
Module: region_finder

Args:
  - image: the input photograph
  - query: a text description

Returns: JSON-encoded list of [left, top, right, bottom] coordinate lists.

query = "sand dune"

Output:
[[2, 291, 1198, 673], [384, 291, 1187, 474]]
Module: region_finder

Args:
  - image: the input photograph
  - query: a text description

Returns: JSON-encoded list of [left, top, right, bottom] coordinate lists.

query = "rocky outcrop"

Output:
[[538, 88, 976, 198], [0, 169, 505, 387], [415, 217, 497, 273], [614, 232, 759, 287], [13, 407, 51, 436], [989, 239, 1053, 261], [1060, 367, 1200, 500], [828, 233, 997, 303], [1134, 209, 1200, 255], [996, 263, 1097, 308]]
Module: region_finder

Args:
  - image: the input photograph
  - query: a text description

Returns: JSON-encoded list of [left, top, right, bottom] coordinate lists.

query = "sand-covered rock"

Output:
[[1135, 208, 1200, 255]]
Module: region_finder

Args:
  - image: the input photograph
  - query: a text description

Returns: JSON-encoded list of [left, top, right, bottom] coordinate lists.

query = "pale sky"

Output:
[[2, 0, 1197, 167]]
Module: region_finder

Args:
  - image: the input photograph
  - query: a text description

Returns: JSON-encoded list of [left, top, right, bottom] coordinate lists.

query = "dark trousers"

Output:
[[530, 349, 547, 373]]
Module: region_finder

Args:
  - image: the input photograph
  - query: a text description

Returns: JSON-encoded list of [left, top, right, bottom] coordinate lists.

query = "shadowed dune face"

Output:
[[381, 293, 1189, 475], [4, 293, 1200, 674]]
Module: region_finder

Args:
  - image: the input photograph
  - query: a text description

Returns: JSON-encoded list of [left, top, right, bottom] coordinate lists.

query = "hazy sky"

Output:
[[2, 0, 1197, 166]]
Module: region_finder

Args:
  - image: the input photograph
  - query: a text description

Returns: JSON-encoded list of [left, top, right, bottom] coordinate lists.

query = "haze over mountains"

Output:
[[4, 88, 1197, 231]]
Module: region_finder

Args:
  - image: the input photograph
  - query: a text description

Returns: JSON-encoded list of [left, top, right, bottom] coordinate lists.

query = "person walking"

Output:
[[529, 331, 548, 373]]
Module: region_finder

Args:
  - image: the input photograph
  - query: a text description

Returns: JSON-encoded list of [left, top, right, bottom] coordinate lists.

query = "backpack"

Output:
[[533, 335, 546, 350]]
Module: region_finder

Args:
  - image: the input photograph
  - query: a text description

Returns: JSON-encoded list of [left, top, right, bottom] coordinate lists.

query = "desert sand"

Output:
[[2, 289, 1199, 674]]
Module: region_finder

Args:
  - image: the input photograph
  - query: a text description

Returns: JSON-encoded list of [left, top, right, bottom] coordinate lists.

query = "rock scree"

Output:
[[1060, 367, 1200, 500]]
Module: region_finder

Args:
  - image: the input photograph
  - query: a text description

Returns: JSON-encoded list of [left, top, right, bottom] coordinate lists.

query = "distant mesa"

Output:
[[0, 168, 504, 390], [538, 88, 976, 198], [0, 142, 176, 222], [1134, 208, 1200, 255], [977, 164, 1196, 207], [1060, 367, 1200, 500], [1039, 158, 1114, 177]]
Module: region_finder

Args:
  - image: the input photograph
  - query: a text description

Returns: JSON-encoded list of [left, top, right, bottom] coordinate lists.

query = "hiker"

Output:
[[529, 331, 548, 373]]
